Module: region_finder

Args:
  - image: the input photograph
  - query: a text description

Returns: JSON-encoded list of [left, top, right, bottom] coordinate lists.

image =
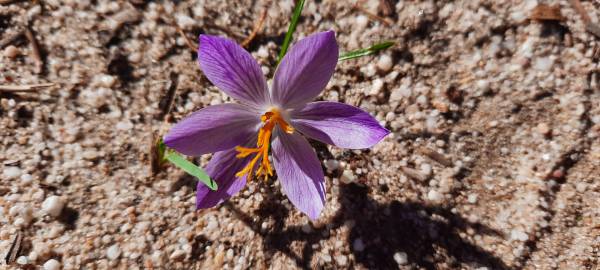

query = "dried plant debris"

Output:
[[530, 4, 564, 21]]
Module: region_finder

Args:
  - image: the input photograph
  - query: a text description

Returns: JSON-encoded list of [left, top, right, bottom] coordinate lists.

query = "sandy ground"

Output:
[[1, 0, 600, 269]]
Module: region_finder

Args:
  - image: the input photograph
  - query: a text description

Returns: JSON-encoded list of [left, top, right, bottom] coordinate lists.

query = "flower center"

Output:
[[235, 108, 294, 181]]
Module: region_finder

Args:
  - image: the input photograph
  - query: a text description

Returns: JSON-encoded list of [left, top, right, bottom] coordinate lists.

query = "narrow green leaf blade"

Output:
[[165, 151, 218, 191], [338, 41, 395, 61], [277, 0, 305, 65]]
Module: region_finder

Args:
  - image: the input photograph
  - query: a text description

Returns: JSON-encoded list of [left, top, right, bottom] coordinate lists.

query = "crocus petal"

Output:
[[291, 101, 390, 149], [196, 148, 249, 209], [164, 103, 260, 156], [271, 31, 338, 108], [272, 130, 325, 220], [198, 34, 269, 107]]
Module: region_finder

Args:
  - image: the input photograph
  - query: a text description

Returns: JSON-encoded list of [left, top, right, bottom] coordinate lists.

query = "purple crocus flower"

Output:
[[164, 31, 389, 220]]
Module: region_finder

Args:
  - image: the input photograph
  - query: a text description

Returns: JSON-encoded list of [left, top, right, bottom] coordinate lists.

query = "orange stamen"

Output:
[[235, 108, 293, 181]]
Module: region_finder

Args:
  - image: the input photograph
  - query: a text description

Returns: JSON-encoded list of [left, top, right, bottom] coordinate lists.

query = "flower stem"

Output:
[[276, 0, 305, 66]]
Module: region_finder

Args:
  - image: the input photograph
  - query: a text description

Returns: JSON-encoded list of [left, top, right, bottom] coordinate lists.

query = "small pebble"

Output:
[[3, 166, 22, 179], [369, 79, 384, 95], [43, 259, 61, 270], [3, 45, 19, 59], [16, 255, 28, 265], [335, 255, 348, 266], [376, 54, 393, 72], [427, 190, 443, 202], [324, 159, 340, 172], [467, 194, 478, 204], [106, 244, 121, 260], [340, 170, 356, 183], [42, 196, 65, 217], [393, 251, 408, 265]]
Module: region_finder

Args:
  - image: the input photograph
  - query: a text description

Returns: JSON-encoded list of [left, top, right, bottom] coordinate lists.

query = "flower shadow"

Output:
[[225, 182, 511, 269]]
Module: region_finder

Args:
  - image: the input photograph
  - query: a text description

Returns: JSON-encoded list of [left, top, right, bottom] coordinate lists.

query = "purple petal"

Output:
[[271, 31, 338, 109], [198, 34, 269, 107], [291, 101, 390, 149], [196, 147, 249, 209], [272, 131, 325, 220], [164, 103, 260, 156]]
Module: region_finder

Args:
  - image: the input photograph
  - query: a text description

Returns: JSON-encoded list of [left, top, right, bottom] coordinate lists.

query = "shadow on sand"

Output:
[[224, 182, 510, 269]]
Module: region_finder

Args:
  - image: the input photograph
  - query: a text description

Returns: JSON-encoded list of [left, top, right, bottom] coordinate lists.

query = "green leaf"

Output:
[[338, 41, 395, 61], [164, 150, 218, 191], [277, 0, 305, 66]]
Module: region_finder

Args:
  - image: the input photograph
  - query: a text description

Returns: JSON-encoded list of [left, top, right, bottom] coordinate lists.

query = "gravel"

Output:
[[1, 0, 599, 269]]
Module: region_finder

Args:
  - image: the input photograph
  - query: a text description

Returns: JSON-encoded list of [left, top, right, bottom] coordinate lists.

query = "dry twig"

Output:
[[0, 82, 56, 92], [400, 166, 429, 182], [4, 231, 22, 264], [421, 148, 453, 167], [353, 2, 393, 26], [174, 23, 197, 52], [24, 25, 43, 73], [241, 2, 270, 47]]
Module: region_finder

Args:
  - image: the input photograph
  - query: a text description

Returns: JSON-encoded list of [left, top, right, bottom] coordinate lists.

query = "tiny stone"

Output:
[[335, 255, 348, 266], [169, 249, 186, 261], [42, 196, 64, 217], [16, 255, 28, 265], [476, 79, 489, 91], [106, 244, 121, 260], [427, 190, 443, 202], [116, 121, 134, 131], [393, 252, 408, 265], [20, 174, 33, 185], [353, 238, 365, 252], [536, 123, 550, 135], [3, 166, 22, 179], [510, 229, 529, 242], [321, 253, 332, 263], [340, 170, 356, 183], [3, 45, 19, 59], [43, 259, 61, 270], [467, 194, 478, 204], [369, 78, 384, 95], [324, 159, 339, 172], [420, 163, 432, 177], [376, 54, 393, 72]]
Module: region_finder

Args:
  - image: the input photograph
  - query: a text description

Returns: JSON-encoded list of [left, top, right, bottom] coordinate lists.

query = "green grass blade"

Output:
[[338, 41, 395, 61], [164, 150, 218, 191], [277, 0, 306, 66]]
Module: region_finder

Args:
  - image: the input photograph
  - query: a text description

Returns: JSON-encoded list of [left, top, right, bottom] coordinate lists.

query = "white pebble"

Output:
[[420, 163, 432, 177], [106, 244, 121, 260], [16, 256, 28, 265], [116, 121, 134, 130], [510, 229, 529, 242], [3, 166, 22, 179], [476, 79, 489, 91], [43, 259, 61, 270], [467, 194, 478, 204], [355, 15, 369, 29], [353, 238, 365, 252], [427, 190, 443, 202], [257, 46, 269, 58], [533, 57, 554, 71], [97, 74, 117, 88], [340, 169, 356, 183], [20, 174, 33, 185], [393, 251, 408, 265], [376, 54, 393, 72], [369, 79, 384, 95], [42, 196, 64, 217]]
